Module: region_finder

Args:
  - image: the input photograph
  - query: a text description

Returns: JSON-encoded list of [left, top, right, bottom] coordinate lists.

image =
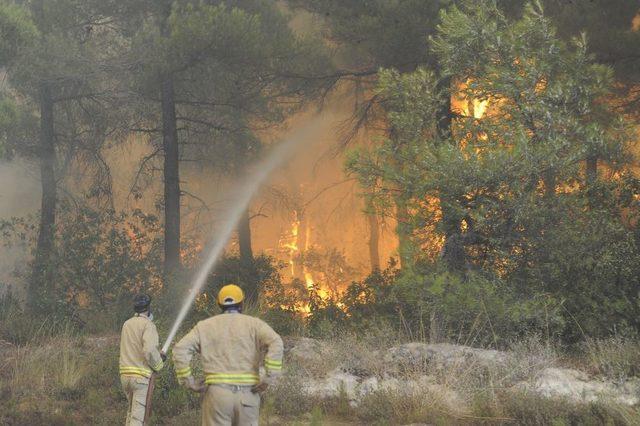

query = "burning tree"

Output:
[[347, 1, 640, 340]]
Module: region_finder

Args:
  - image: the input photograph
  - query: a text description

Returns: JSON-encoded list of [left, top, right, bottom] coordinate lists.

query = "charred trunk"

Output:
[[395, 196, 412, 270], [238, 207, 258, 302], [436, 75, 465, 272], [436, 75, 453, 140], [31, 82, 56, 308], [161, 75, 181, 277], [238, 208, 254, 266], [294, 210, 308, 281], [367, 210, 381, 272], [365, 197, 381, 271], [440, 203, 465, 271]]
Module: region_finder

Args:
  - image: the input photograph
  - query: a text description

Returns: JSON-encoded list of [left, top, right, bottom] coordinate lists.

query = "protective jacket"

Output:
[[119, 314, 164, 378], [172, 312, 283, 386]]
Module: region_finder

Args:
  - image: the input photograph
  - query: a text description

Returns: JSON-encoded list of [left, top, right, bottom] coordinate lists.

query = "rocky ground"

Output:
[[281, 337, 640, 420], [2, 334, 640, 425]]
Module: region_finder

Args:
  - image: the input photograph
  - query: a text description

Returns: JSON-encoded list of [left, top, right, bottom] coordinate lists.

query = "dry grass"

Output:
[[9, 337, 87, 396], [275, 332, 640, 425], [582, 336, 640, 380], [2, 324, 640, 425]]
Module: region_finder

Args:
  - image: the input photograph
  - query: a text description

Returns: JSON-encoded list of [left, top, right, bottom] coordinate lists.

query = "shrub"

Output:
[[1, 204, 164, 329]]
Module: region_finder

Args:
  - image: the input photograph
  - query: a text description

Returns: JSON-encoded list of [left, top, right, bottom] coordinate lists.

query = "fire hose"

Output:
[[143, 373, 156, 426], [143, 351, 165, 425]]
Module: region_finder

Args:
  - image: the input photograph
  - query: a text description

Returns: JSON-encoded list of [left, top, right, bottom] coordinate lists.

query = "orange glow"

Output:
[[276, 210, 334, 314], [452, 79, 490, 119], [472, 98, 489, 119], [302, 222, 316, 290], [280, 211, 300, 277], [633, 13, 640, 31]]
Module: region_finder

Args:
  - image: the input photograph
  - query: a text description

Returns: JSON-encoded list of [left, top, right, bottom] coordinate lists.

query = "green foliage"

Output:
[[347, 0, 640, 342], [0, 2, 38, 66], [394, 267, 565, 344], [126, 0, 332, 173], [1, 205, 163, 328], [290, 0, 449, 70]]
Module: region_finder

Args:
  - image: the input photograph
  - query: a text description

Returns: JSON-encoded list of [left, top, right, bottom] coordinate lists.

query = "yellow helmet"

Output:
[[217, 284, 244, 306]]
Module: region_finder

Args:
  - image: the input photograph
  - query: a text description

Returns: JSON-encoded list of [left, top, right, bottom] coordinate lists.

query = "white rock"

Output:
[[385, 342, 507, 371], [291, 339, 640, 408], [522, 367, 640, 406], [287, 337, 326, 364], [303, 368, 359, 400]]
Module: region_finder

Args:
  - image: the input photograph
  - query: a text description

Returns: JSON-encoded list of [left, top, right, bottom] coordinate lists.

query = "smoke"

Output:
[[0, 159, 40, 296], [0, 85, 399, 301], [100, 88, 398, 283], [162, 116, 327, 352]]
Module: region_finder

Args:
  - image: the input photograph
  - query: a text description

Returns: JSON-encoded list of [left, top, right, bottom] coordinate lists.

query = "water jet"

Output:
[[162, 118, 323, 353]]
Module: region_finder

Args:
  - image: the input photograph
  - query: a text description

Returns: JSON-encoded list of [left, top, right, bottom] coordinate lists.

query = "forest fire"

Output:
[[280, 211, 301, 278], [2, 1, 640, 424], [278, 211, 330, 313], [452, 79, 491, 120]]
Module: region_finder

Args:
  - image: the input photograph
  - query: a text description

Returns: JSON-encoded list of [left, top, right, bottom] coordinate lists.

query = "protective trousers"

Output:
[[121, 376, 150, 426], [202, 385, 260, 426]]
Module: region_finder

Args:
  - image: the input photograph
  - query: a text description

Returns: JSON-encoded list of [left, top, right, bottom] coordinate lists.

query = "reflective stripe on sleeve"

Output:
[[265, 358, 283, 371], [175, 367, 192, 379], [119, 366, 153, 378], [204, 372, 260, 385]]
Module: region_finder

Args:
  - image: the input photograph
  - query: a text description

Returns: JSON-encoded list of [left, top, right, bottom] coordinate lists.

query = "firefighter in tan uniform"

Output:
[[173, 284, 283, 426], [119, 294, 165, 426]]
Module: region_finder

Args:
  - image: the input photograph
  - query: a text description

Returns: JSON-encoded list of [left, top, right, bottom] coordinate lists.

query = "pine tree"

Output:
[[348, 1, 639, 338]]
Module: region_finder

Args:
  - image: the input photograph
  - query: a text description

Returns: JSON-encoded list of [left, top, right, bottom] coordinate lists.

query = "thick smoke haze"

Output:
[[0, 159, 40, 296], [0, 89, 398, 300]]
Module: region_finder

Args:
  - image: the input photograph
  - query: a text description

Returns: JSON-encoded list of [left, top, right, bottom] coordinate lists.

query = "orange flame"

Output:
[[276, 210, 333, 314], [452, 79, 490, 119]]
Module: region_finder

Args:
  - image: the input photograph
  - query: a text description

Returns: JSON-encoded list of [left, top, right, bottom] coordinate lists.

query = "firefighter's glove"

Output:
[[184, 376, 206, 393]]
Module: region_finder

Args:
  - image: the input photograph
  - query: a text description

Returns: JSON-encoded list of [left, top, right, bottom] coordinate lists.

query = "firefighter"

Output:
[[173, 284, 283, 426], [119, 294, 165, 426]]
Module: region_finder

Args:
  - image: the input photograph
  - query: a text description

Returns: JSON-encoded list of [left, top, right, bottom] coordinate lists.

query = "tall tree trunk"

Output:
[[395, 196, 412, 270], [294, 209, 308, 282], [440, 202, 465, 270], [436, 75, 453, 140], [365, 198, 381, 272], [238, 207, 258, 302], [161, 76, 181, 277], [31, 82, 56, 308], [355, 79, 382, 272], [238, 208, 254, 265], [436, 75, 465, 271]]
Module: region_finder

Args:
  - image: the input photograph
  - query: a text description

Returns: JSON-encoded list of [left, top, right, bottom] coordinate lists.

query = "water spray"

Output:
[[161, 118, 323, 353]]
